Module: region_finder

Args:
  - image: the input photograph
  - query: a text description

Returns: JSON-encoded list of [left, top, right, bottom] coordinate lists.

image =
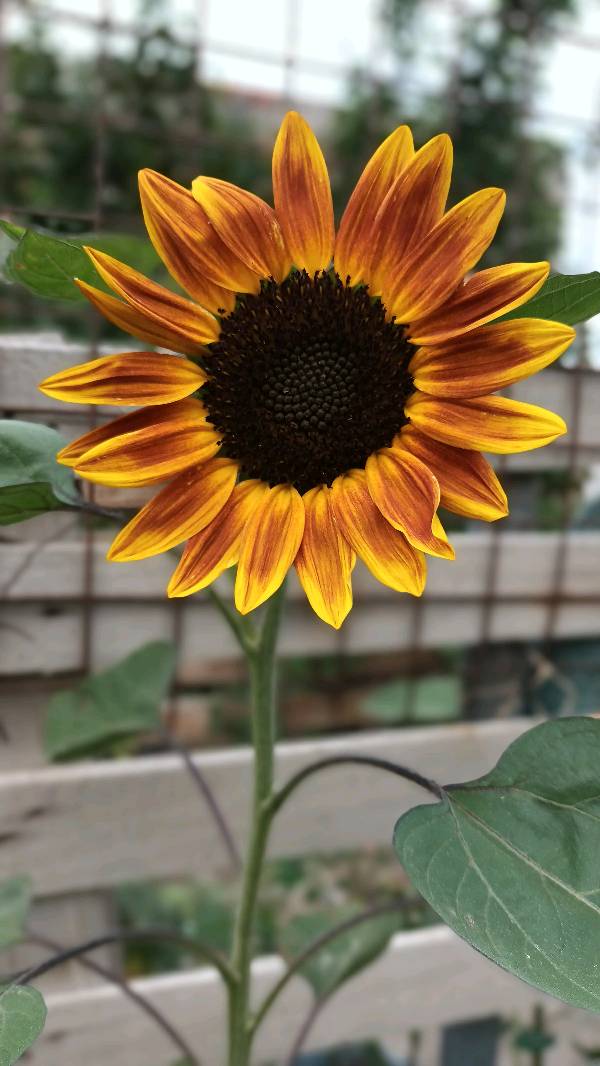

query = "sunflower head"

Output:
[[40, 112, 573, 628]]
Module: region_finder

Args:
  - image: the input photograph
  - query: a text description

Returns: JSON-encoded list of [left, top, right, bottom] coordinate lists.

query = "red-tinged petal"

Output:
[[400, 424, 508, 521], [191, 177, 290, 282], [235, 484, 305, 613], [385, 187, 506, 322], [57, 400, 200, 466], [39, 351, 205, 406], [406, 392, 567, 454], [107, 458, 238, 561], [76, 280, 207, 358], [365, 445, 454, 559], [410, 319, 575, 399], [409, 261, 550, 345], [330, 469, 426, 595], [139, 168, 259, 306], [272, 111, 334, 275], [368, 134, 453, 296], [295, 485, 354, 629], [334, 125, 414, 286], [84, 247, 220, 348], [168, 480, 268, 597], [71, 400, 219, 486]]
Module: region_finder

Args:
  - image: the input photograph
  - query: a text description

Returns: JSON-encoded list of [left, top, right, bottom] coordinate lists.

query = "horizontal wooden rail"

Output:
[[1, 534, 600, 674], [0, 719, 532, 896], [28, 924, 593, 1066]]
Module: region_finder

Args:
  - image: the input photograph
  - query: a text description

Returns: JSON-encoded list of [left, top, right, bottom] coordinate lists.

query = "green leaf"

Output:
[[0, 421, 79, 525], [502, 272, 600, 326], [0, 986, 46, 1066], [0, 880, 31, 951], [45, 641, 177, 760], [0, 222, 159, 302], [280, 907, 400, 1001], [362, 675, 461, 725], [514, 1029, 555, 1053], [394, 717, 600, 1012]]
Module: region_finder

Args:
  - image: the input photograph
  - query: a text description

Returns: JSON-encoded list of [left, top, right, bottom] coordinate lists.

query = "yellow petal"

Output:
[[235, 484, 305, 613], [385, 187, 506, 322], [410, 319, 575, 398], [39, 351, 205, 406], [139, 168, 257, 310], [334, 124, 414, 286], [406, 392, 567, 454], [76, 280, 208, 359], [365, 445, 454, 559], [84, 247, 220, 347], [408, 261, 550, 345], [330, 469, 426, 595], [191, 177, 290, 282], [107, 458, 238, 561], [295, 485, 354, 629], [400, 424, 508, 521], [272, 111, 334, 274], [168, 480, 268, 597], [72, 399, 219, 486], [368, 134, 452, 296], [58, 400, 199, 466]]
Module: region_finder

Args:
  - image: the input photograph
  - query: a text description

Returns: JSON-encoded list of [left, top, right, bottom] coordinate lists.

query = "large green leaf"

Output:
[[44, 641, 177, 760], [394, 717, 600, 1012], [502, 272, 600, 325], [0, 880, 31, 951], [0, 421, 78, 525], [0, 221, 159, 302], [280, 907, 400, 1001], [0, 986, 46, 1066]]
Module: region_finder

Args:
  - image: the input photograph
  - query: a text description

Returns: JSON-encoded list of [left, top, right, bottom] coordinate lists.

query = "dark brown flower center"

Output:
[[202, 270, 415, 494]]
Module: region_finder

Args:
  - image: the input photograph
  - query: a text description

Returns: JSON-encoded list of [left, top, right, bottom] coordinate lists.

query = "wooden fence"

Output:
[[2, 335, 600, 1063]]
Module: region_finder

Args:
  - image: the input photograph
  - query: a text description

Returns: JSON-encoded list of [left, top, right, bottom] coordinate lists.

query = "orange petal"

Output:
[[272, 111, 334, 275], [295, 485, 354, 629], [331, 469, 426, 595], [39, 351, 205, 406], [385, 188, 506, 323], [368, 134, 453, 296], [400, 424, 507, 521], [107, 458, 238, 561], [334, 125, 414, 286], [409, 261, 550, 345], [70, 400, 219, 486], [365, 445, 454, 559], [191, 177, 290, 283], [84, 247, 220, 348], [168, 480, 268, 597], [139, 168, 259, 307], [235, 484, 305, 613], [406, 392, 567, 454], [410, 319, 575, 399], [58, 401, 198, 465], [76, 280, 207, 359]]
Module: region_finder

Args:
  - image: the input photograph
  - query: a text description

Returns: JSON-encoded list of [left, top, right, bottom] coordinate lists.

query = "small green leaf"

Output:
[[1, 222, 159, 302], [0, 221, 25, 242], [362, 676, 461, 725], [394, 717, 600, 1012], [502, 272, 600, 325], [514, 1029, 555, 1053], [0, 880, 31, 950], [0, 421, 78, 525], [0, 986, 46, 1066], [280, 907, 400, 1000], [45, 641, 177, 760]]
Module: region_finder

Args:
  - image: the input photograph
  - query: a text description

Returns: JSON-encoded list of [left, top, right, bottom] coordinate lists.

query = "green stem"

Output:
[[227, 583, 286, 1066]]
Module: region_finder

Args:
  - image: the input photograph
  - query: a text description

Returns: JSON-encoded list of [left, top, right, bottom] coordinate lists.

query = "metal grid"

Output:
[[1, 0, 600, 719]]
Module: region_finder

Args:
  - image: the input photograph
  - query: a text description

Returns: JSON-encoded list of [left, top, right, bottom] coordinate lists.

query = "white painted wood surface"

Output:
[[0, 720, 532, 896], [2, 534, 600, 675], [26, 925, 597, 1066]]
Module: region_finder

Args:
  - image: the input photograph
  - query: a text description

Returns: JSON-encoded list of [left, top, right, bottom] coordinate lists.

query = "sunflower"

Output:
[[40, 113, 574, 628]]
